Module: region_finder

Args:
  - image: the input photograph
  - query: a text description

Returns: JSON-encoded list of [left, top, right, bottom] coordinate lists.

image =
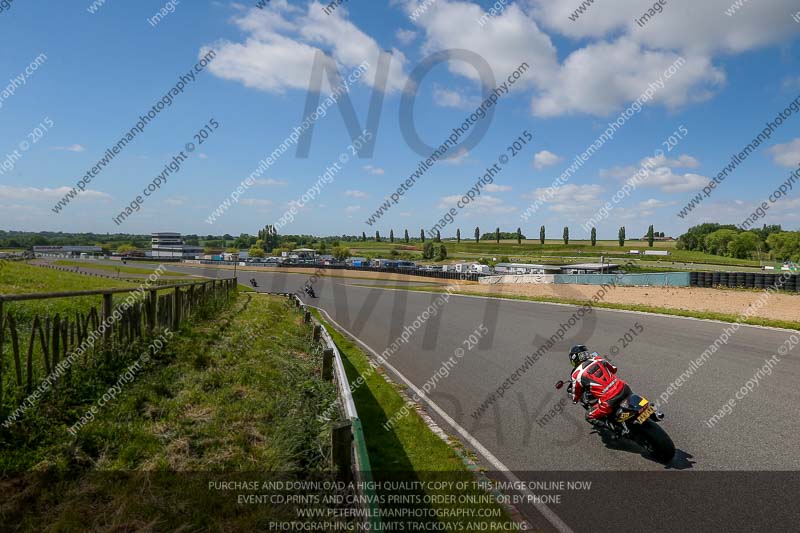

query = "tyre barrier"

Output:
[[687, 270, 798, 291]]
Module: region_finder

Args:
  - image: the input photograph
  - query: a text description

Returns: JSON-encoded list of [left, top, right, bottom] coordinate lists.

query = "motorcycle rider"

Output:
[[568, 344, 630, 434]]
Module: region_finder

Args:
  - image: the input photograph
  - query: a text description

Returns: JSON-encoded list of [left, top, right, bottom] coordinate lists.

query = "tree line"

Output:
[[677, 223, 799, 262], [343, 225, 666, 248]]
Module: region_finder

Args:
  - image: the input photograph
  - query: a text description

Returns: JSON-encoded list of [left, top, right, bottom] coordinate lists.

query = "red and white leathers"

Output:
[[570, 355, 628, 420]]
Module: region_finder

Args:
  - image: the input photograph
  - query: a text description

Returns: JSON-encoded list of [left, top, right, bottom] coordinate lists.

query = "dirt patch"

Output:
[[460, 283, 800, 323]]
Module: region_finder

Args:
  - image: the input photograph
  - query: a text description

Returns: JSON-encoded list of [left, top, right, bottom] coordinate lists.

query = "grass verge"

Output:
[[1, 294, 337, 530]]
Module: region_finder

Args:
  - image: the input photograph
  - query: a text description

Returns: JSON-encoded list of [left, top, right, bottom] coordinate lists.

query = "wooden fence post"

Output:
[[173, 287, 182, 330], [322, 348, 334, 381], [304, 310, 311, 323], [102, 293, 113, 349], [331, 420, 353, 483], [26, 322, 36, 394], [313, 325, 321, 343], [148, 289, 157, 332], [8, 315, 21, 386]]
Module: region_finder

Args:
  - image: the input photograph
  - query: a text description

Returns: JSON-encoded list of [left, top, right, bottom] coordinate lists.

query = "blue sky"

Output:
[[1, 0, 799, 239]]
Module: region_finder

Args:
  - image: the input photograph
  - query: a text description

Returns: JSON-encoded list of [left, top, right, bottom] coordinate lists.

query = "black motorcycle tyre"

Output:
[[631, 419, 675, 463]]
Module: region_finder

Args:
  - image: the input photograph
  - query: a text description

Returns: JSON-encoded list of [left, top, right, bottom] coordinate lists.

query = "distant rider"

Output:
[[568, 345, 630, 433]]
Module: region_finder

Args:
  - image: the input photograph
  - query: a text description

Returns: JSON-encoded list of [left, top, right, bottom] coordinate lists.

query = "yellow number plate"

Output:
[[636, 404, 655, 424]]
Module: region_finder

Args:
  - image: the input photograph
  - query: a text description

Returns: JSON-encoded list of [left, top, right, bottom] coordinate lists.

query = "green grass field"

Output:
[[53, 260, 186, 277], [1, 261, 141, 322], [343, 239, 768, 269]]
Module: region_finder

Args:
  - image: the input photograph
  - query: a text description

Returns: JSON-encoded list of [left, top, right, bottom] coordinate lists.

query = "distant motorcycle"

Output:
[[250, 278, 259, 288], [555, 377, 675, 463], [304, 285, 316, 298]]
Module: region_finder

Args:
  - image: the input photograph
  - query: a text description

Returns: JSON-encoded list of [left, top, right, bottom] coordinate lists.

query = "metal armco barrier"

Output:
[[689, 271, 799, 291]]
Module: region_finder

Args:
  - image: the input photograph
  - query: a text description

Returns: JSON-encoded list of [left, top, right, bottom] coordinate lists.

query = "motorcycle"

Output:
[[304, 285, 317, 298], [250, 278, 259, 288], [556, 374, 675, 463]]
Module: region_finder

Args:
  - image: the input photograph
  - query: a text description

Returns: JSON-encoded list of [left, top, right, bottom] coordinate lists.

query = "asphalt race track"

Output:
[[164, 264, 800, 531]]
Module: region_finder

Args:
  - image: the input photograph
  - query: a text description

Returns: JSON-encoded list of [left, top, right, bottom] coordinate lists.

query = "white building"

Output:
[[443, 263, 492, 274], [494, 263, 560, 275], [560, 263, 621, 274], [281, 248, 318, 261], [150, 232, 202, 259]]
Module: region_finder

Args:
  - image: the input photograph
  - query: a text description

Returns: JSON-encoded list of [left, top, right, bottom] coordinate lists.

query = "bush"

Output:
[[422, 242, 435, 259]]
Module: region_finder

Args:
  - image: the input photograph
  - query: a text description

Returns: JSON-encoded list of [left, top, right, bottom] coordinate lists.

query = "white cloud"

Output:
[[203, 3, 408, 95], [602, 153, 700, 180], [362, 165, 385, 175], [528, 0, 800, 54], [523, 184, 604, 213], [344, 205, 361, 213], [345, 189, 369, 198], [0, 185, 109, 201], [442, 146, 470, 165], [639, 198, 669, 209], [407, 1, 730, 117], [415, 1, 557, 90], [253, 178, 288, 186], [484, 183, 512, 192], [241, 198, 273, 207], [630, 198, 675, 217], [533, 150, 562, 169], [432, 84, 479, 109], [639, 167, 708, 193], [768, 139, 800, 168], [531, 38, 725, 117], [198, 153, 209, 159], [396, 28, 417, 45], [51, 144, 86, 152], [165, 197, 186, 206], [526, 0, 800, 116], [409, 0, 800, 119], [437, 194, 515, 215], [782, 77, 800, 91], [667, 154, 701, 169]]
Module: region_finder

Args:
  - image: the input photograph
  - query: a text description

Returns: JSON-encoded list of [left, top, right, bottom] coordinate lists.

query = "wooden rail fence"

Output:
[[0, 278, 237, 414]]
